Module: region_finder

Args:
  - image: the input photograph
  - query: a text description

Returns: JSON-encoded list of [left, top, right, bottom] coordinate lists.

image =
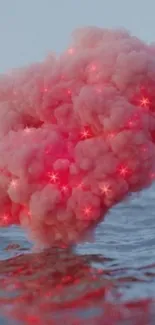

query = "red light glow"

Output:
[[83, 206, 92, 216], [10, 179, 18, 189], [119, 166, 129, 177], [68, 48, 75, 55], [140, 97, 150, 108], [81, 128, 91, 139], [48, 172, 59, 183], [100, 184, 111, 195], [24, 127, 31, 134], [61, 185, 68, 193], [67, 89, 72, 95], [90, 64, 97, 71], [77, 182, 84, 189], [2, 214, 9, 224], [107, 132, 116, 139]]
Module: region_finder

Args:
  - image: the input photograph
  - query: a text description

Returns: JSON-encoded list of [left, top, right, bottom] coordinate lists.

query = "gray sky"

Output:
[[0, 0, 155, 72]]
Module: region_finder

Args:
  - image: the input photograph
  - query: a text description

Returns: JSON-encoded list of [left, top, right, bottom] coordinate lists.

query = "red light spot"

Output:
[[80, 127, 92, 139], [24, 127, 31, 134], [127, 114, 140, 128], [61, 185, 68, 193], [97, 268, 103, 274], [77, 182, 84, 189], [2, 214, 9, 224], [90, 64, 97, 71], [83, 206, 92, 216], [107, 132, 116, 139], [27, 210, 31, 219], [10, 179, 18, 189], [68, 48, 75, 55], [81, 129, 90, 139], [100, 184, 111, 195], [119, 166, 129, 177], [48, 172, 59, 183], [67, 89, 71, 95], [128, 120, 134, 127], [44, 88, 48, 92], [150, 172, 155, 180], [140, 97, 150, 108], [141, 145, 148, 152]]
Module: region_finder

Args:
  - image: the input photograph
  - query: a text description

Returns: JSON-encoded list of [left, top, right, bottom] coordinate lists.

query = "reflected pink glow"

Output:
[[0, 248, 154, 325]]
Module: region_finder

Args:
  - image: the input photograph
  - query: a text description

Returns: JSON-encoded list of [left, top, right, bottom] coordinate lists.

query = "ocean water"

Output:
[[0, 185, 155, 324]]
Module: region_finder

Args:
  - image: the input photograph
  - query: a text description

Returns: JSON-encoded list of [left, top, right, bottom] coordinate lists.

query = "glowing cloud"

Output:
[[0, 26, 155, 247]]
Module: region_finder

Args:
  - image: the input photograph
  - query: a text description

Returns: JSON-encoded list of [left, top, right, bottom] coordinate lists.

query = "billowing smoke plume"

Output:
[[0, 26, 155, 247]]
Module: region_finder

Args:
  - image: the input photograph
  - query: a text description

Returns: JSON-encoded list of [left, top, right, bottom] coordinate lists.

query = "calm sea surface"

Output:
[[0, 185, 155, 324]]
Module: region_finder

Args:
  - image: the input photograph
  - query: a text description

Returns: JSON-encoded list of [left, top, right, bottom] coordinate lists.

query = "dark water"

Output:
[[0, 186, 155, 324]]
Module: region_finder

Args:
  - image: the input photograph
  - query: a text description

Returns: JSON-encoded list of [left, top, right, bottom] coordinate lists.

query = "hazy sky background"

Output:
[[0, 0, 155, 72]]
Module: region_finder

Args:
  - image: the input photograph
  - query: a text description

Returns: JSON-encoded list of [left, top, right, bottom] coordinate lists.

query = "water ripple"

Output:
[[0, 186, 155, 324]]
